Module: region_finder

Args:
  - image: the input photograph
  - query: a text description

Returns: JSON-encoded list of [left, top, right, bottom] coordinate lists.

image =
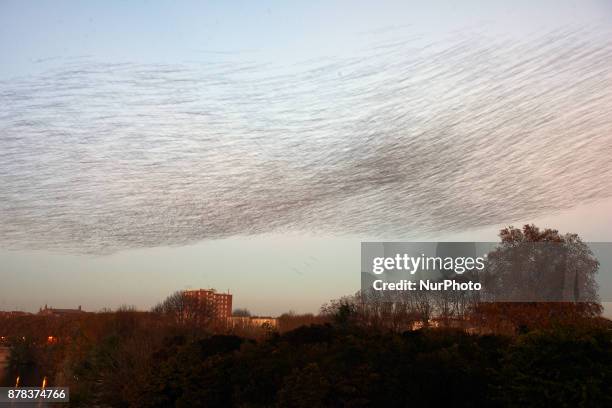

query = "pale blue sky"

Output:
[[2, 0, 610, 78], [1, 1, 611, 315]]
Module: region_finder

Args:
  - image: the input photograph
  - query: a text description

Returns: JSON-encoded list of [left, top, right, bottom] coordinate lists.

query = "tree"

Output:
[[482, 224, 599, 303], [472, 224, 602, 333], [232, 308, 251, 317], [152, 291, 215, 328], [500, 326, 612, 407]]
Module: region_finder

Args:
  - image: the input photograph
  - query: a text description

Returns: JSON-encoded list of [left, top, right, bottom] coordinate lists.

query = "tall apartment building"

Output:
[[184, 289, 232, 319]]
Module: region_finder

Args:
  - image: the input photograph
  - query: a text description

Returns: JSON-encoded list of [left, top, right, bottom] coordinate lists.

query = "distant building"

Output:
[[231, 316, 278, 329], [38, 305, 86, 317], [184, 289, 232, 319]]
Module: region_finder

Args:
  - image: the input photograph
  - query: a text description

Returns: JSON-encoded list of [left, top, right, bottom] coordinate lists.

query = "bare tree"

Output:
[[152, 291, 215, 328], [232, 308, 251, 317]]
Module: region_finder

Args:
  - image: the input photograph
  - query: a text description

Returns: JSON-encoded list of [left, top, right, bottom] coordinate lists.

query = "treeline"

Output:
[[135, 323, 611, 407], [1, 302, 610, 407], [0, 308, 325, 390], [321, 291, 604, 335]]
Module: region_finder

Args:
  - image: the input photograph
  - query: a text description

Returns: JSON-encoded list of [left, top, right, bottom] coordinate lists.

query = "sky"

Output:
[[1, 1, 611, 315], [2, 1, 611, 78]]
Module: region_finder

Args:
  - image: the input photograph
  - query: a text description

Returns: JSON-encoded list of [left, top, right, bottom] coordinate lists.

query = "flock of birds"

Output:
[[1, 28, 611, 253]]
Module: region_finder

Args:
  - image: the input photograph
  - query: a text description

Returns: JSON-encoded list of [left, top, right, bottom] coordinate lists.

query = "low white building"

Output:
[[231, 316, 278, 329]]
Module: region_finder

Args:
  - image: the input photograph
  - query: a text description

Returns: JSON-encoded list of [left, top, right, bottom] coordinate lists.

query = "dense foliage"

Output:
[[134, 324, 611, 407], [3, 310, 610, 407]]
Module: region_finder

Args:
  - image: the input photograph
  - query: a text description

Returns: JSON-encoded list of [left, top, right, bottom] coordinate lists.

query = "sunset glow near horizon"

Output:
[[1, 1, 611, 315]]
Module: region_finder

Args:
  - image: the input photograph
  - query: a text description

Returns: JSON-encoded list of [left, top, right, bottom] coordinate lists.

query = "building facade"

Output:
[[38, 305, 86, 317], [231, 316, 278, 329], [184, 289, 232, 319]]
